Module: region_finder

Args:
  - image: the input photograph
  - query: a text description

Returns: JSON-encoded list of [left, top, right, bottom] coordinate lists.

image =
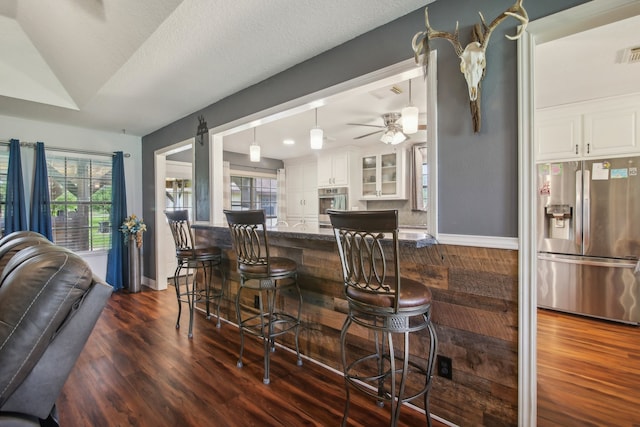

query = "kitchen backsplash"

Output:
[[366, 199, 428, 228]]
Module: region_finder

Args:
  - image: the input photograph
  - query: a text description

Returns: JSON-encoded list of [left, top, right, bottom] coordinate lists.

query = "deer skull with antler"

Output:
[[412, 0, 529, 132]]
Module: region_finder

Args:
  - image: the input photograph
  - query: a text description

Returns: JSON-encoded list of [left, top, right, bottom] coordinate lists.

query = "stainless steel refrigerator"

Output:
[[537, 156, 640, 324]]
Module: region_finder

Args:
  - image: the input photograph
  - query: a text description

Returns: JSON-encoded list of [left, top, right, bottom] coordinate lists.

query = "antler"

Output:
[[478, 0, 529, 48], [412, 7, 465, 74]]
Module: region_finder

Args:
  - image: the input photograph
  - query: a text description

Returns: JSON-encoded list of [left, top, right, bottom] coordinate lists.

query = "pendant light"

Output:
[[401, 79, 419, 135], [249, 127, 260, 162], [310, 108, 323, 150]]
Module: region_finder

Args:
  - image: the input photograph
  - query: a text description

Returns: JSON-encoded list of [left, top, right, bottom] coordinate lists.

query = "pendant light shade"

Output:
[[310, 108, 323, 150], [401, 79, 419, 135], [401, 105, 419, 134], [249, 127, 260, 162]]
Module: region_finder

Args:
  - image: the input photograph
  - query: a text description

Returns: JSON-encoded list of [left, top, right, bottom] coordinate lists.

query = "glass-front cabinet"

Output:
[[360, 150, 406, 200]]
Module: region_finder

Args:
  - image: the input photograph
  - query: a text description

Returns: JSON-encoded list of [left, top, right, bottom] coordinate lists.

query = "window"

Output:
[[230, 174, 278, 225], [48, 154, 112, 251], [165, 178, 192, 216], [420, 148, 429, 212], [0, 147, 8, 235], [412, 144, 429, 212]]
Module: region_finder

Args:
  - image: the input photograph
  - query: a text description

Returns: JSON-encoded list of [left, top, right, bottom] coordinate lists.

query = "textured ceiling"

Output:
[[0, 0, 429, 137]]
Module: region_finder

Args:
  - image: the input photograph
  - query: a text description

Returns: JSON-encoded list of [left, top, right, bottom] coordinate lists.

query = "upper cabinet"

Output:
[[317, 151, 351, 187], [536, 93, 640, 162], [360, 148, 407, 200]]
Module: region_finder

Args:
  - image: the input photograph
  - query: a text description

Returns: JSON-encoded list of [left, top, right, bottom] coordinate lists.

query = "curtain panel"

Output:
[[106, 152, 127, 291], [5, 139, 27, 235], [29, 142, 53, 240]]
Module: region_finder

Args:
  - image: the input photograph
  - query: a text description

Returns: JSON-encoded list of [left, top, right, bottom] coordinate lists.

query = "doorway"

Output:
[[518, 1, 640, 425], [164, 160, 193, 280], [154, 139, 194, 291]]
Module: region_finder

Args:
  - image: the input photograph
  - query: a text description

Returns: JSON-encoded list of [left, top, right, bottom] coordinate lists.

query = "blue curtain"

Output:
[[106, 152, 127, 291], [4, 139, 27, 235], [29, 142, 53, 240]]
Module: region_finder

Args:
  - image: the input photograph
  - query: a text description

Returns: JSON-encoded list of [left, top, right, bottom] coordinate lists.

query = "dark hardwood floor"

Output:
[[58, 288, 446, 427], [58, 287, 640, 426], [537, 308, 640, 426]]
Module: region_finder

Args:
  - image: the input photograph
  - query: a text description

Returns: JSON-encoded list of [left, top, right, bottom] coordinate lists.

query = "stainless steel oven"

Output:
[[318, 187, 348, 225]]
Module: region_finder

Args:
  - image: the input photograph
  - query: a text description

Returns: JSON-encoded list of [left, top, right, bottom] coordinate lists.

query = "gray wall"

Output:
[[142, 0, 588, 280]]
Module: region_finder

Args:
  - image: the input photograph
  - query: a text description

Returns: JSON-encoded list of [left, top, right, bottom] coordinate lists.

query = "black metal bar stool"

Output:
[[164, 210, 225, 338], [223, 209, 303, 384], [328, 209, 438, 427]]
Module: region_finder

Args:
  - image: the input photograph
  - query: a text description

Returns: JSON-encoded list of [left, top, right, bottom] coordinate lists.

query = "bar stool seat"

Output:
[[328, 209, 438, 427], [175, 246, 221, 259], [347, 277, 432, 308], [238, 257, 296, 276], [165, 210, 225, 338], [224, 209, 303, 385]]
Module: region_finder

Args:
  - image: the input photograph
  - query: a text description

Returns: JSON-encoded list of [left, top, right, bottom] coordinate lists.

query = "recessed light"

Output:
[[283, 139, 295, 145]]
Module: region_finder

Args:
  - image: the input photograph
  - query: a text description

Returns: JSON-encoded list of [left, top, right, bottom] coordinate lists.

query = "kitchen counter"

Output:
[[195, 223, 436, 249]]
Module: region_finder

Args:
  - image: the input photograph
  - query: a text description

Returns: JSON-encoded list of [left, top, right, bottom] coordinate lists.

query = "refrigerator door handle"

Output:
[[538, 253, 637, 269], [583, 168, 590, 250], [576, 170, 582, 247]]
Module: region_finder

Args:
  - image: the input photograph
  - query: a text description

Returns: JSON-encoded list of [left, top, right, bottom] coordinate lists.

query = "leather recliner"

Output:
[[0, 241, 112, 426]]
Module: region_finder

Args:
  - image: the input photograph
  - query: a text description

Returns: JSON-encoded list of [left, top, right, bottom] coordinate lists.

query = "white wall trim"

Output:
[[436, 234, 518, 250], [427, 50, 439, 239], [518, 29, 537, 427]]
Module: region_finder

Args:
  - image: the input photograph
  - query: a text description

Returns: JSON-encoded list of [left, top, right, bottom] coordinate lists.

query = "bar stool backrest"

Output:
[[328, 209, 402, 313], [223, 209, 270, 269], [164, 210, 196, 256]]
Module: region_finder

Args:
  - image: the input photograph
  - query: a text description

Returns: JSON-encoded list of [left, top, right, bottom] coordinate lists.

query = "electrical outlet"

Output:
[[254, 295, 260, 309], [437, 355, 452, 380]]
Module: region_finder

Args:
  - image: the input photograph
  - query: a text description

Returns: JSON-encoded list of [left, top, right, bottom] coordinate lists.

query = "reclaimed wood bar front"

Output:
[[194, 224, 519, 426]]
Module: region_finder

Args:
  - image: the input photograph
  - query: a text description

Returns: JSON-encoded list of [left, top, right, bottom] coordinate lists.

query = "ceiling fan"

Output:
[[348, 112, 426, 142]]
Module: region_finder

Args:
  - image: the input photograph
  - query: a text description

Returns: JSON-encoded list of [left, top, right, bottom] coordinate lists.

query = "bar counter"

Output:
[[192, 222, 519, 425], [194, 222, 437, 248], [192, 222, 441, 369]]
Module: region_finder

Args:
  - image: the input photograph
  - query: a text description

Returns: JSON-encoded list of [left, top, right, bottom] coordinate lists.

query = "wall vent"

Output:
[[620, 46, 640, 64], [369, 84, 403, 100]]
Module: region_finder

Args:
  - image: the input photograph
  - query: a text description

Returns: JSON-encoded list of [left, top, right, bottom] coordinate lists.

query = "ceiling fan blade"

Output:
[[347, 123, 385, 128], [354, 129, 383, 139]]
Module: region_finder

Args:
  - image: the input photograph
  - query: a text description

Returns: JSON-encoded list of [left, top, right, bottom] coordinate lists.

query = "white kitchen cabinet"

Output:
[[584, 105, 639, 158], [360, 149, 406, 200], [285, 159, 318, 226], [535, 112, 582, 161], [317, 151, 350, 187], [536, 94, 640, 162]]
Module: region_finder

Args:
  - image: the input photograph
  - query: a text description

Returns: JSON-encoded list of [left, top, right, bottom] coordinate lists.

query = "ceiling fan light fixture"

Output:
[[310, 108, 323, 149], [249, 127, 261, 162], [380, 128, 406, 145]]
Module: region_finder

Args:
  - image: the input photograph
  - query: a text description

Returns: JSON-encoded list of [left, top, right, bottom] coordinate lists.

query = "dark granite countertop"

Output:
[[194, 223, 436, 249]]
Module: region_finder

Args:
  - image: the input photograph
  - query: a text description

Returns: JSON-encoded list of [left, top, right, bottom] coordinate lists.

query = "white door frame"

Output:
[[517, 1, 640, 425]]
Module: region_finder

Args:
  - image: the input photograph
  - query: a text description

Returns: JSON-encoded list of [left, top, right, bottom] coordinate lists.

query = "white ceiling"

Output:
[[0, 0, 430, 138], [222, 70, 428, 160]]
